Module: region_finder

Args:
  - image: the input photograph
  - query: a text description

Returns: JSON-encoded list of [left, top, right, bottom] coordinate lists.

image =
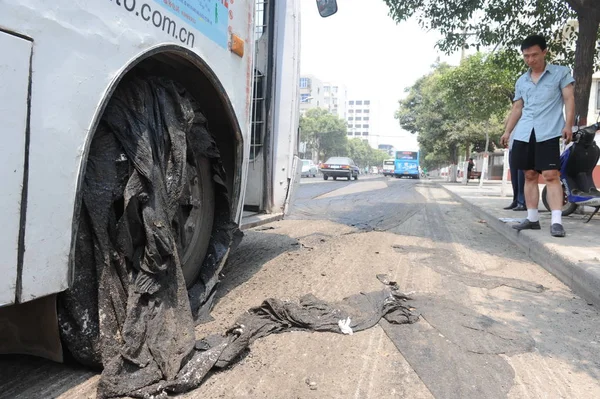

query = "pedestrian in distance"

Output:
[[500, 34, 575, 237], [466, 158, 474, 183], [504, 132, 526, 211]]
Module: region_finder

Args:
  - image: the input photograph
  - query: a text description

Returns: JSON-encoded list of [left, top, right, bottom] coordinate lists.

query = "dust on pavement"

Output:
[[3, 178, 599, 398]]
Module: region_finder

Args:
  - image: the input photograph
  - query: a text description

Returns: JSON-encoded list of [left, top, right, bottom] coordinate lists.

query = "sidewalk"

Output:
[[438, 179, 600, 308]]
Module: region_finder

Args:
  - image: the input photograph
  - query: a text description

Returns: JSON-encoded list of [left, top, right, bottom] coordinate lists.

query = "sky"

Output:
[[300, 0, 463, 151]]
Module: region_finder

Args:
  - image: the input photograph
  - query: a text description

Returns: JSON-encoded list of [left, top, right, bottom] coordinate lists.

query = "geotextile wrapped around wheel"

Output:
[[57, 73, 240, 398]]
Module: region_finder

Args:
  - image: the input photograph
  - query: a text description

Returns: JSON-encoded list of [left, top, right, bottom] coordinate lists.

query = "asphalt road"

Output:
[[1, 176, 599, 399]]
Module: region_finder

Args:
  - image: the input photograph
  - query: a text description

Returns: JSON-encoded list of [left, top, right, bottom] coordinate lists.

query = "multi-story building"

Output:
[[346, 99, 375, 144], [299, 75, 325, 114], [322, 83, 348, 120], [299, 75, 348, 121]]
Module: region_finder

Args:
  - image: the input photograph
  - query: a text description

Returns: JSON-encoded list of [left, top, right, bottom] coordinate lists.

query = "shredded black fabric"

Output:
[[56, 73, 241, 398], [127, 289, 418, 399]]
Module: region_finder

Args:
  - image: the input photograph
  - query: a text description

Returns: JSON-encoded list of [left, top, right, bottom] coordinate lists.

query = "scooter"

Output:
[[541, 121, 600, 222]]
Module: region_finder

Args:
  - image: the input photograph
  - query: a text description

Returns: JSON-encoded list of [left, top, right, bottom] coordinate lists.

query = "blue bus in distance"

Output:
[[394, 151, 420, 179]]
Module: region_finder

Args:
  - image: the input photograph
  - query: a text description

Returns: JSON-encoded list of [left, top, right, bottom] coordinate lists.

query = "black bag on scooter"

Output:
[[565, 128, 600, 194]]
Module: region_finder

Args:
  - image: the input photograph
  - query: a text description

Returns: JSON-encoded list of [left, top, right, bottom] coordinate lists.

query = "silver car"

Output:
[[301, 159, 318, 177]]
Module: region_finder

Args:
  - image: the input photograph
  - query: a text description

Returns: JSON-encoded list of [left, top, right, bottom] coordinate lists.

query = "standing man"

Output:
[[503, 132, 526, 211], [500, 35, 575, 237]]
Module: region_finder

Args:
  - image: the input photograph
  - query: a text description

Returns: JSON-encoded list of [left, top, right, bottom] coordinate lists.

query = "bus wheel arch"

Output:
[[71, 47, 243, 250]]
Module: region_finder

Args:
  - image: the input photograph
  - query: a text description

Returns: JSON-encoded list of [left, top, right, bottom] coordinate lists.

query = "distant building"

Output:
[[346, 99, 382, 148], [299, 75, 325, 115], [299, 76, 348, 121], [323, 83, 348, 120], [346, 99, 372, 139]]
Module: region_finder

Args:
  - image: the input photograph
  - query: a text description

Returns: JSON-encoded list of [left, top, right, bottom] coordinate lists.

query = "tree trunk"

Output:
[[484, 131, 490, 154], [482, 128, 490, 182], [452, 144, 458, 165], [449, 144, 458, 182], [573, 14, 599, 125]]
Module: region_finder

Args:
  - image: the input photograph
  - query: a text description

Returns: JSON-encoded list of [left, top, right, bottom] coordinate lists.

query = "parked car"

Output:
[[320, 157, 360, 181], [301, 159, 318, 177]]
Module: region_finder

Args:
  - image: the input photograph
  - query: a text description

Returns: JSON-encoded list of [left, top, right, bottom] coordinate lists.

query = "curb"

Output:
[[240, 213, 284, 230], [438, 183, 600, 308]]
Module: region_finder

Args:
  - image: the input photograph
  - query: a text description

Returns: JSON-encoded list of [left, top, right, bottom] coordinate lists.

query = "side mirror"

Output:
[[316, 0, 338, 18]]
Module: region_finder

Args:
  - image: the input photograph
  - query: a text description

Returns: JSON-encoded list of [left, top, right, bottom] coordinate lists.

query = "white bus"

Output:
[[0, 0, 337, 363], [382, 159, 395, 176]]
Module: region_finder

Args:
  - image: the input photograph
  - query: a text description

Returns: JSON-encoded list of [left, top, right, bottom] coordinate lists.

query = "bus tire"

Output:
[[323, 175, 329, 180], [58, 75, 217, 368], [541, 184, 577, 216], [178, 156, 215, 286]]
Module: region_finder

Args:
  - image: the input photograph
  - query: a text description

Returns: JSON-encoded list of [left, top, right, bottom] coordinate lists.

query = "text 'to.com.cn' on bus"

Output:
[[109, 0, 196, 48]]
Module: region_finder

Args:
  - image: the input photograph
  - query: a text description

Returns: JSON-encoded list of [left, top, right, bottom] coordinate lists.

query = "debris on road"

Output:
[[255, 226, 276, 231], [376, 273, 400, 291], [338, 317, 354, 335], [498, 217, 527, 223], [95, 285, 418, 398], [392, 245, 405, 252], [305, 378, 318, 390]]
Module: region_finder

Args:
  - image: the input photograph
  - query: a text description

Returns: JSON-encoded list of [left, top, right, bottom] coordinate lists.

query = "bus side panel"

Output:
[[0, 0, 253, 303], [0, 33, 31, 306], [271, 0, 301, 212]]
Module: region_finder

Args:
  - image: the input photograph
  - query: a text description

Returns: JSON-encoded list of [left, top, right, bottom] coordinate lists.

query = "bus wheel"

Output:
[[176, 156, 215, 286], [58, 75, 217, 368]]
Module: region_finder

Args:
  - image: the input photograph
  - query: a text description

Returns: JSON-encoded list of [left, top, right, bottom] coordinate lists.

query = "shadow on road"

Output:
[[213, 229, 300, 304], [0, 354, 96, 399]]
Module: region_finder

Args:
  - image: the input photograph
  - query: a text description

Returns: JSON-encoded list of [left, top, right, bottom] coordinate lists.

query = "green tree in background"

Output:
[[371, 148, 391, 167], [300, 109, 391, 168], [396, 63, 462, 170], [383, 0, 600, 123], [299, 108, 348, 162], [439, 52, 515, 155], [395, 54, 515, 171], [346, 139, 390, 168], [346, 138, 371, 167]]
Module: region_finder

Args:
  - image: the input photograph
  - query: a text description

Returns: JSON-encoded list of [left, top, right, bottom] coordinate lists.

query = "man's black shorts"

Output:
[[511, 130, 560, 171]]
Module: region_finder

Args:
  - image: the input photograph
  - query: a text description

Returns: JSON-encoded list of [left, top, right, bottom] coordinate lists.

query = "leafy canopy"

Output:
[[299, 108, 348, 161]]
